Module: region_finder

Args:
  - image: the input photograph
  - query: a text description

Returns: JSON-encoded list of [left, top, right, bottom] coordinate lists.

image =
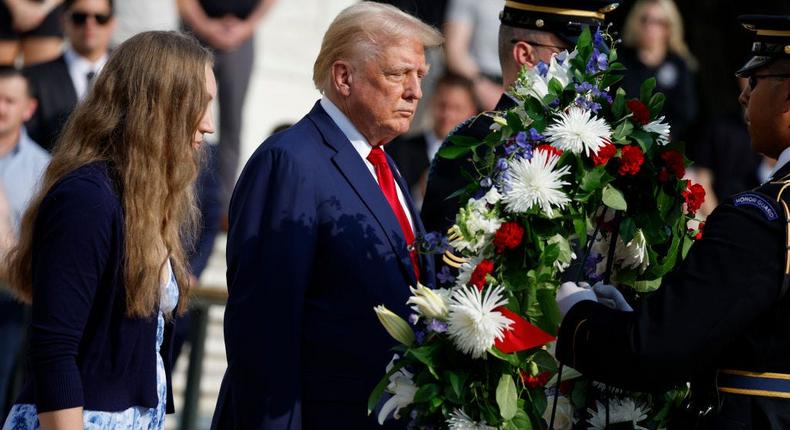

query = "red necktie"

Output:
[[367, 146, 420, 281]]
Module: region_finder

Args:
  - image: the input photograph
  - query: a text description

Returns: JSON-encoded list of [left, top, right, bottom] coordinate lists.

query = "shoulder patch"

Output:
[[733, 193, 780, 221]]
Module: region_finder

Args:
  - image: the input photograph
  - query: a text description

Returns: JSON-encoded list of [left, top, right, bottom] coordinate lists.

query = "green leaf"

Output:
[[548, 78, 564, 96], [496, 374, 518, 420], [489, 346, 522, 366], [367, 358, 408, 414], [599, 73, 624, 92], [507, 110, 524, 130], [413, 383, 440, 403], [408, 344, 441, 379], [602, 184, 627, 211], [447, 371, 467, 400], [640, 77, 657, 103], [448, 134, 482, 147], [537, 288, 561, 334], [630, 129, 653, 153], [580, 166, 611, 192], [576, 26, 592, 53], [612, 120, 634, 143], [573, 216, 588, 250], [633, 278, 662, 293], [504, 409, 533, 430], [612, 88, 626, 118], [619, 217, 637, 244], [607, 62, 627, 72], [438, 144, 472, 160], [649, 92, 666, 117]]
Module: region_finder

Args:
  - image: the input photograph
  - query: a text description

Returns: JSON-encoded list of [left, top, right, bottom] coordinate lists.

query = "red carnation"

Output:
[[659, 150, 686, 182], [592, 141, 617, 166], [470, 259, 494, 290], [494, 222, 525, 253], [519, 370, 551, 389], [627, 99, 650, 125], [695, 222, 705, 240], [617, 145, 645, 176], [537, 144, 563, 158], [683, 182, 706, 216]]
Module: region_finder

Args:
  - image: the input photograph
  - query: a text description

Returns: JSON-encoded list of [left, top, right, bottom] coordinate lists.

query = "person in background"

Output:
[[178, 0, 277, 218], [24, 0, 115, 152], [1, 30, 215, 430], [0, 66, 49, 422], [443, 0, 503, 110], [111, 0, 178, 45], [619, 0, 698, 146], [388, 72, 478, 208], [0, 0, 64, 66]]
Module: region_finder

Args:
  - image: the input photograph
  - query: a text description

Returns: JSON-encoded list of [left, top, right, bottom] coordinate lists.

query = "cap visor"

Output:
[[735, 56, 773, 77]]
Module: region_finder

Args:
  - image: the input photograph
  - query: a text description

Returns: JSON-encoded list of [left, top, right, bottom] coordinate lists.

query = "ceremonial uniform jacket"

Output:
[[421, 94, 517, 235], [556, 162, 790, 429]]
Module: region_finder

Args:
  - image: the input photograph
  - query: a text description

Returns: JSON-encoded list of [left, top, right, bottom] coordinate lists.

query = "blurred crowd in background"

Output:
[[1, 0, 790, 424]]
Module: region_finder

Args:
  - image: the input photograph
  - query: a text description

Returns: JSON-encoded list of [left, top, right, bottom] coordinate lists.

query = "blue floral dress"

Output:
[[2, 261, 180, 430]]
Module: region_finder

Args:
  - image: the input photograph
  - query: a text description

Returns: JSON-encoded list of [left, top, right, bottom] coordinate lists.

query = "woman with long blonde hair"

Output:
[[2, 30, 215, 430], [620, 0, 698, 143]]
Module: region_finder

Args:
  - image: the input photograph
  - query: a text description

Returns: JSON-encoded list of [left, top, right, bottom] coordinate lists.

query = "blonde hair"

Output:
[[623, 0, 697, 69], [312, 2, 443, 93], [7, 31, 212, 317]]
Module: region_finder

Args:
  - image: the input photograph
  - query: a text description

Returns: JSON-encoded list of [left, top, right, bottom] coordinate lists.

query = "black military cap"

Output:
[[499, 0, 620, 44], [736, 15, 790, 77]]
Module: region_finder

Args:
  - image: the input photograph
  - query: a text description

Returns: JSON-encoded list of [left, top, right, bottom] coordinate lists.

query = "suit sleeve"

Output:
[[29, 177, 113, 412], [223, 147, 318, 429], [556, 200, 784, 391]]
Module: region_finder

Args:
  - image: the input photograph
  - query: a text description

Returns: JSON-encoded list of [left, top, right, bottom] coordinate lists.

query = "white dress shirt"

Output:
[[64, 47, 109, 100], [771, 146, 790, 180], [424, 130, 443, 164], [320, 97, 416, 233]]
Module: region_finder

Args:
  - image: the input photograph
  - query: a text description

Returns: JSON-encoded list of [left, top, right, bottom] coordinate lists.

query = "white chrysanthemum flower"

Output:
[[447, 409, 497, 430], [502, 149, 571, 216], [377, 355, 418, 424], [617, 229, 648, 273], [644, 116, 671, 145], [544, 107, 611, 156], [587, 399, 649, 430], [455, 255, 483, 289], [447, 285, 513, 359], [543, 395, 575, 430]]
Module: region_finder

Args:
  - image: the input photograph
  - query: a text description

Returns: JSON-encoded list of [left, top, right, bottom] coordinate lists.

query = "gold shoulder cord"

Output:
[[772, 174, 790, 299]]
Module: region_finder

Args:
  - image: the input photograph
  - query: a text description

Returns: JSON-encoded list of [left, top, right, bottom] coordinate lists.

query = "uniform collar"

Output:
[[771, 146, 790, 179]]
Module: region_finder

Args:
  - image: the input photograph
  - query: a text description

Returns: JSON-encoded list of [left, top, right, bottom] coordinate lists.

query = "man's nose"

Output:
[[404, 74, 422, 101]]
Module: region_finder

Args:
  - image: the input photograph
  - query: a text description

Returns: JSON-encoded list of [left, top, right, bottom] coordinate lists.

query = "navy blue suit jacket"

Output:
[[211, 102, 435, 430]]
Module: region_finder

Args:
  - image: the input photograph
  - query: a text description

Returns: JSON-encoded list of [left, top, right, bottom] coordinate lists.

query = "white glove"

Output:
[[592, 282, 633, 312], [556, 281, 597, 317]]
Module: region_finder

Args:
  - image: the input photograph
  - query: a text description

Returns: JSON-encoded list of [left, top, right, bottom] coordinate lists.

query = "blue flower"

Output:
[[504, 142, 517, 156], [528, 127, 545, 142], [586, 48, 609, 74], [418, 231, 450, 254], [427, 319, 448, 334], [409, 313, 419, 325], [536, 61, 549, 77], [593, 27, 606, 50], [437, 266, 456, 285], [515, 131, 528, 147], [548, 98, 561, 109], [495, 158, 509, 172], [480, 177, 492, 188], [415, 330, 426, 345]]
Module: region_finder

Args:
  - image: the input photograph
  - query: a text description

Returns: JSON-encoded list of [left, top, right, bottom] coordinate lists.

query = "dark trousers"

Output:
[[214, 36, 255, 212], [0, 290, 26, 422]]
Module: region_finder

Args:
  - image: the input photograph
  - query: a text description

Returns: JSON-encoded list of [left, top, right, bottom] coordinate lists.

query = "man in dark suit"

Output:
[[210, 3, 441, 429], [387, 73, 478, 208], [555, 15, 790, 429], [421, 0, 621, 236], [24, 0, 115, 151]]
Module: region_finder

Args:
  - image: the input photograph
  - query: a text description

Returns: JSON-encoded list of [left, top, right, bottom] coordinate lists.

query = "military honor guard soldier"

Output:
[[555, 14, 790, 430]]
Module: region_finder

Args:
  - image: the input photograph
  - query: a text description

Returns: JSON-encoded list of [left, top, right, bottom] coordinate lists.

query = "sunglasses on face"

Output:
[[748, 74, 790, 90], [69, 12, 112, 26]]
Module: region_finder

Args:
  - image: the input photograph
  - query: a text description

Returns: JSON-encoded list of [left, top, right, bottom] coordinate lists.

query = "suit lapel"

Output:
[[307, 102, 418, 285], [55, 56, 79, 107]]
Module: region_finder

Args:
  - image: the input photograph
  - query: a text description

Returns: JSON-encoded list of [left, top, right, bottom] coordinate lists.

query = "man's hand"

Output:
[[592, 283, 633, 312], [556, 281, 597, 317]]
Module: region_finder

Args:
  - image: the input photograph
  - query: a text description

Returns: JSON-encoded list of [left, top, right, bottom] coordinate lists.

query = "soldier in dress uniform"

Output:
[[421, 0, 620, 235], [555, 15, 790, 429]]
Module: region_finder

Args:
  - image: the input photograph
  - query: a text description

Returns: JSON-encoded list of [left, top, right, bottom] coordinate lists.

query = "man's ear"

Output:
[[330, 60, 353, 97], [22, 98, 37, 122], [513, 40, 538, 69]]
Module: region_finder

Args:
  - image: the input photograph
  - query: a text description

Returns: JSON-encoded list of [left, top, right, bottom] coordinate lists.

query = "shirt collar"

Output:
[[64, 46, 109, 99], [320, 96, 374, 159], [424, 130, 442, 162], [771, 146, 790, 179]]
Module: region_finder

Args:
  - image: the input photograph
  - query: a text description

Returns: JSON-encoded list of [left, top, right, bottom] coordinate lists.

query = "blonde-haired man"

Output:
[[211, 3, 441, 429]]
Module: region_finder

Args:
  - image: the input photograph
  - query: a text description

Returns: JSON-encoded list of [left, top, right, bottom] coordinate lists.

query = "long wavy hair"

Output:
[[7, 31, 212, 317], [623, 0, 698, 70]]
